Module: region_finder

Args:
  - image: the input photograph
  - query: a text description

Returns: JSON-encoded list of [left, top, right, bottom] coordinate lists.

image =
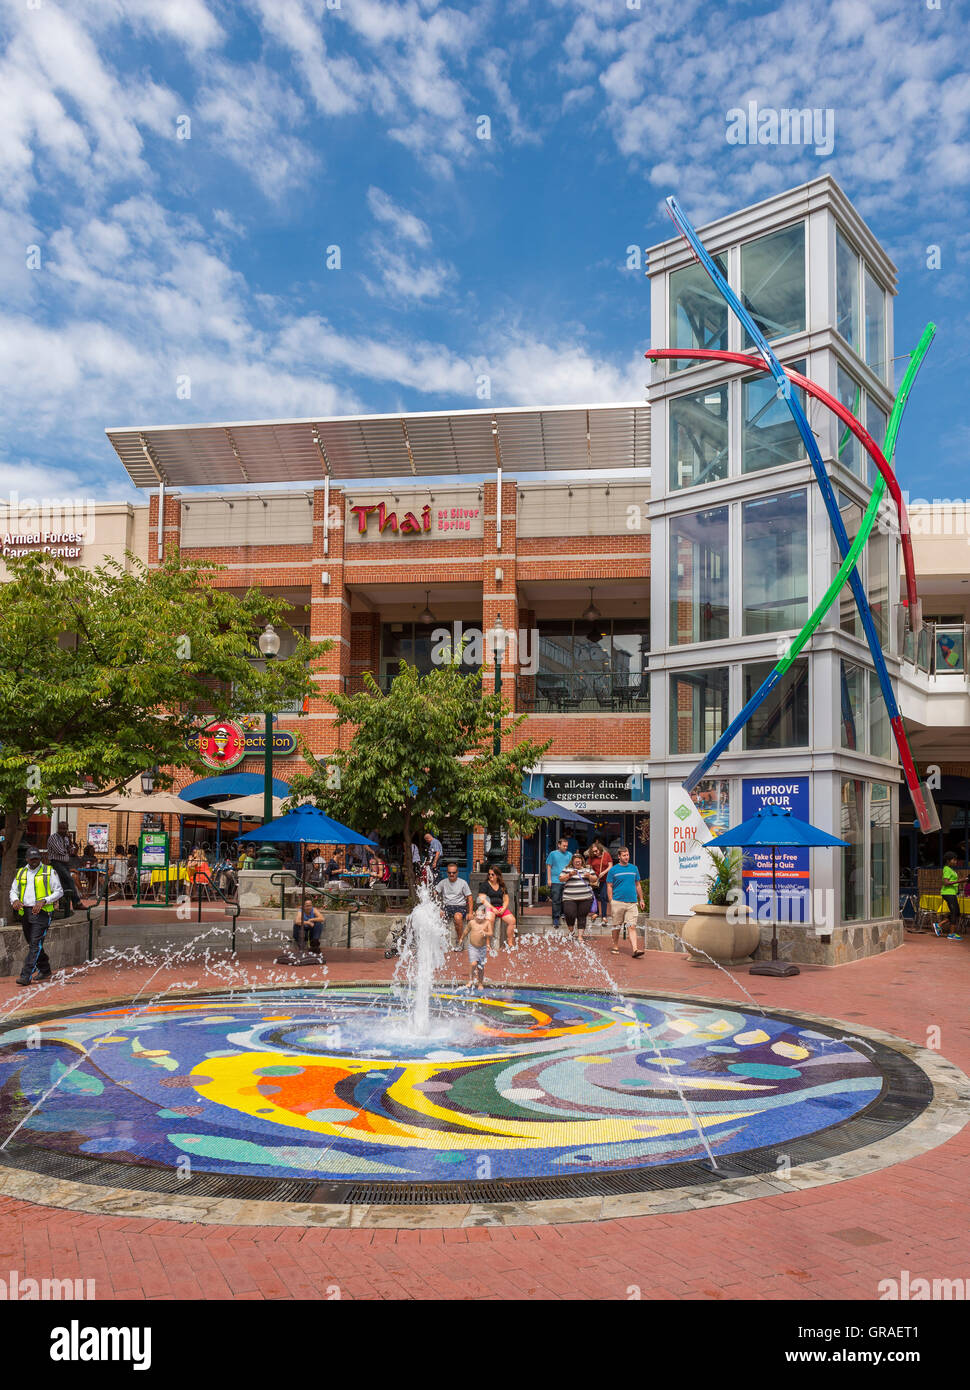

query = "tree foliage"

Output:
[[286, 656, 550, 896], [0, 551, 319, 902]]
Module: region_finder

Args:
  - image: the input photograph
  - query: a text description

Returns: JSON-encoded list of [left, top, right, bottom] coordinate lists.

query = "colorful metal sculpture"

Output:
[[655, 196, 933, 830]]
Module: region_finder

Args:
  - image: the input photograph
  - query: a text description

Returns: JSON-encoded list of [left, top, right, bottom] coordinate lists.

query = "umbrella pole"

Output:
[[771, 845, 778, 961]]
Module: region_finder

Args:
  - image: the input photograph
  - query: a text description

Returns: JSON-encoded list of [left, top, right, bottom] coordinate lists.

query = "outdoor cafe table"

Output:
[[920, 893, 970, 916], [150, 865, 189, 885]]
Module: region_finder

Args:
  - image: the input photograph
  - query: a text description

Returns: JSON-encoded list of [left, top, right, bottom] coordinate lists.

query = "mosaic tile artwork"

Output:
[[0, 988, 885, 1182]]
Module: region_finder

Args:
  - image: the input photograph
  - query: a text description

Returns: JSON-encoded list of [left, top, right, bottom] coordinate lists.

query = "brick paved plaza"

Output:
[[0, 931, 966, 1304]]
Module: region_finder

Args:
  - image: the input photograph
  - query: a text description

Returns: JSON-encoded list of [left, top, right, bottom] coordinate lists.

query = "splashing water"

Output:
[[393, 884, 450, 1034]]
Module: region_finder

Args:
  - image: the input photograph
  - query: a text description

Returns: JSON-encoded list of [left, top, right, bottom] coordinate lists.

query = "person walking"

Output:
[[587, 838, 613, 928], [9, 846, 63, 985], [941, 852, 963, 939], [559, 853, 597, 937], [545, 835, 572, 930], [606, 846, 646, 958], [423, 832, 444, 877], [46, 820, 82, 918]]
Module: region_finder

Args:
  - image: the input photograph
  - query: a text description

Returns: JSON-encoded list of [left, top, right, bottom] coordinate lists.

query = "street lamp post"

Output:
[[255, 624, 281, 872], [484, 616, 510, 871]]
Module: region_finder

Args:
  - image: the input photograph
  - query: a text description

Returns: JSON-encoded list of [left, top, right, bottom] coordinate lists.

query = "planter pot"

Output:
[[681, 902, 759, 967]]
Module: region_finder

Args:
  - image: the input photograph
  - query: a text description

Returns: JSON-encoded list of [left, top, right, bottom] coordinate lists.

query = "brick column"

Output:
[[308, 486, 351, 757], [146, 490, 181, 567]]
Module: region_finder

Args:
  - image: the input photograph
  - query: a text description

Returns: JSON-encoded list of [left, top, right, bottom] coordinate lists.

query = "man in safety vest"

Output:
[[9, 846, 63, 986]]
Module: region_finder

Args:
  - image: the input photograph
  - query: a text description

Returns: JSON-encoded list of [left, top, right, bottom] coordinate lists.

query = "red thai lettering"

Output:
[[350, 505, 377, 535]]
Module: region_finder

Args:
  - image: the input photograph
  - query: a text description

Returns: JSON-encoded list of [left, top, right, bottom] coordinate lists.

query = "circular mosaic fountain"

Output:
[[0, 986, 938, 1210]]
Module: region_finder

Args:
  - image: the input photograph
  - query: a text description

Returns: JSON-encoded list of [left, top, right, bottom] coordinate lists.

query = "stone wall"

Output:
[[0, 919, 93, 978], [645, 916, 903, 967]]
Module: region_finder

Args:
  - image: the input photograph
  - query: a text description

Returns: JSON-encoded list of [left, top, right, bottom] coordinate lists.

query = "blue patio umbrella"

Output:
[[706, 805, 848, 978], [237, 806, 377, 894]]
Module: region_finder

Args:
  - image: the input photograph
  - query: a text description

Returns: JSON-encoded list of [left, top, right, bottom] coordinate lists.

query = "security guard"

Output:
[[9, 846, 62, 985]]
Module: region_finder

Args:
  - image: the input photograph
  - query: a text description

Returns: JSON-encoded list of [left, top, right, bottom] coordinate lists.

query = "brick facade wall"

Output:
[[147, 480, 651, 817]]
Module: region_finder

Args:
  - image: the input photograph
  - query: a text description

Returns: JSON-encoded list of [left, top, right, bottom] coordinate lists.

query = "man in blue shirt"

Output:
[[545, 836, 572, 929], [606, 846, 645, 958]]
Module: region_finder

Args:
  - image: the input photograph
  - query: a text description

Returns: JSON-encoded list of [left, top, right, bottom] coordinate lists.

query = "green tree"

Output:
[[0, 552, 321, 906], [287, 657, 550, 897]]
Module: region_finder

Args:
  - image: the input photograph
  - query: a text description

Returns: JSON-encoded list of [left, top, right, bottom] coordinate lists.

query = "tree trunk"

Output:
[[402, 810, 416, 907], [1, 809, 25, 924]]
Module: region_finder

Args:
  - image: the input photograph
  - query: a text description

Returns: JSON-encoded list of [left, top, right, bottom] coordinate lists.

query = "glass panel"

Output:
[[669, 506, 729, 645], [835, 228, 860, 350], [741, 223, 806, 345], [835, 366, 863, 476], [865, 397, 888, 488], [668, 256, 728, 372], [869, 671, 891, 760], [669, 385, 729, 490], [669, 667, 729, 755], [871, 782, 892, 917], [742, 489, 808, 634], [741, 360, 807, 473], [864, 268, 887, 382], [868, 528, 890, 648], [841, 777, 865, 921], [838, 491, 864, 639], [742, 659, 809, 749], [610, 620, 650, 706], [840, 660, 864, 751], [935, 626, 966, 674], [537, 621, 573, 677]]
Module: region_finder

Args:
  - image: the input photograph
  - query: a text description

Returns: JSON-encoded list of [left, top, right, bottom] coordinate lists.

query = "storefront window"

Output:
[[669, 506, 729, 644], [835, 366, 863, 476], [381, 621, 480, 684], [841, 777, 866, 921], [836, 228, 860, 351], [840, 660, 864, 751], [741, 360, 807, 473], [742, 659, 809, 749], [531, 619, 649, 710], [670, 667, 729, 755], [869, 671, 891, 760], [741, 223, 806, 346], [669, 385, 729, 490], [742, 490, 808, 634], [838, 492, 864, 640], [864, 268, 887, 382], [668, 256, 728, 372], [870, 782, 892, 917]]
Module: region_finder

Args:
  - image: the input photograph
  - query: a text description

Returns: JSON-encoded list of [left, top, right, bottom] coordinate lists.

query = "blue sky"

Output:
[[1, 0, 968, 504]]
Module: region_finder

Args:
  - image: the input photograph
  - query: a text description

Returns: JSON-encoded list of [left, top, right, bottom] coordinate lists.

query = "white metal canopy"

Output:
[[105, 402, 650, 489]]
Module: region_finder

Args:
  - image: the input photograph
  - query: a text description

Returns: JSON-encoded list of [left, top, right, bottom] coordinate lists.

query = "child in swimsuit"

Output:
[[458, 903, 493, 989]]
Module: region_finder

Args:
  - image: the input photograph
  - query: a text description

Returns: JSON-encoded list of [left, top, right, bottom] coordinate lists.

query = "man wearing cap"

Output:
[[9, 847, 63, 985]]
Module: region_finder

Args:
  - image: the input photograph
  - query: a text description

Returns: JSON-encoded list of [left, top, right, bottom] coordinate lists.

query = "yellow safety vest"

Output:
[[14, 865, 55, 914]]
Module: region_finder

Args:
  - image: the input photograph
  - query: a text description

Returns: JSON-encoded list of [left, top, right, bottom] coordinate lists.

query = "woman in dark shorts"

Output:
[[481, 867, 516, 949]]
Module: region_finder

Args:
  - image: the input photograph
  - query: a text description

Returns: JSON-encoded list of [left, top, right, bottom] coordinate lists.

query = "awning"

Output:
[[105, 403, 650, 489], [179, 773, 291, 804]]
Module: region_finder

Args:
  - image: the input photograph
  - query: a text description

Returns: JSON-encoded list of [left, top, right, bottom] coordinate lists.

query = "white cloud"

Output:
[[366, 186, 431, 247]]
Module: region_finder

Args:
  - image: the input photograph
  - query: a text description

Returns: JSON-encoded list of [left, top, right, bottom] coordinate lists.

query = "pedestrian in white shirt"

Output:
[[9, 846, 63, 985]]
